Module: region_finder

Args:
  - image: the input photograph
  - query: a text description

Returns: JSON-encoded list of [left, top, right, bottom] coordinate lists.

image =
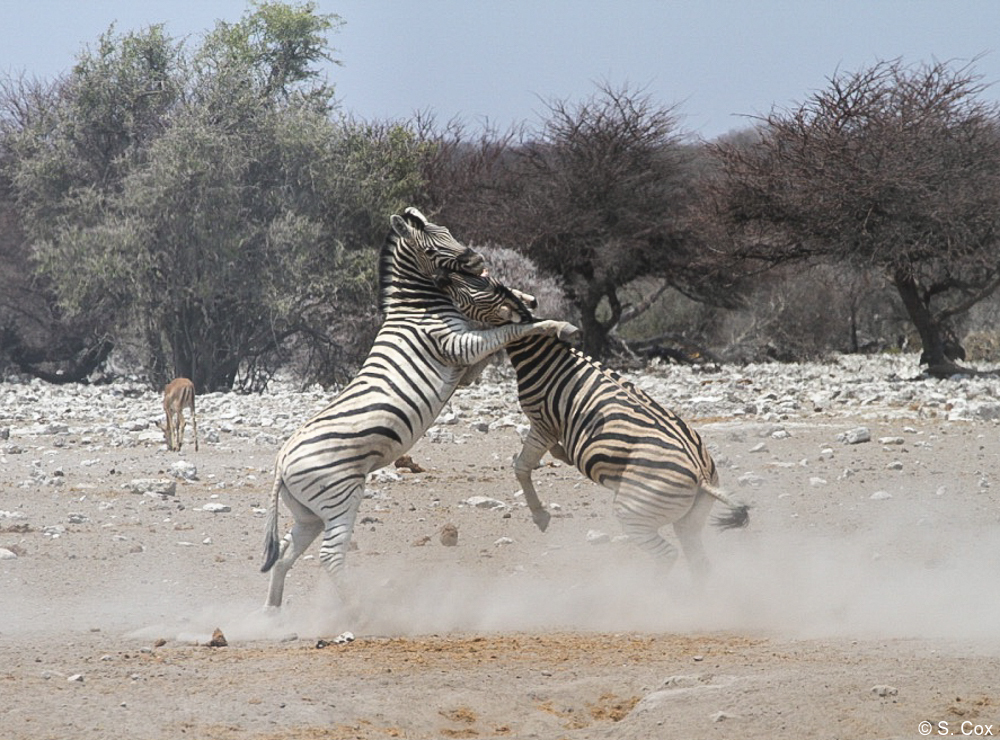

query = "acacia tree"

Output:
[[0, 33, 175, 381], [5, 3, 428, 391], [506, 83, 731, 358], [711, 59, 1000, 375]]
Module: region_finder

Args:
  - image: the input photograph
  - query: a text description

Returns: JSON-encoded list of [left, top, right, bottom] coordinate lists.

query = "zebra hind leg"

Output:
[[614, 502, 680, 573], [672, 490, 716, 583], [315, 490, 364, 616], [265, 506, 324, 609]]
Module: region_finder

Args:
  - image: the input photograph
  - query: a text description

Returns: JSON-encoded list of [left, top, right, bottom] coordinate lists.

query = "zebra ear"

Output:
[[390, 214, 413, 240], [431, 268, 453, 291], [402, 207, 428, 229]]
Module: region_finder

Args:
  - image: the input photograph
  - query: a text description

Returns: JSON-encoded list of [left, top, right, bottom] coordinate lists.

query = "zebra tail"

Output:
[[701, 481, 751, 531], [260, 472, 283, 573], [713, 503, 751, 530]]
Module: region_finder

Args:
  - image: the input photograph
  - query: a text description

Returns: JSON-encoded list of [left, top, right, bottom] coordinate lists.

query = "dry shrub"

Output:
[[621, 263, 908, 363], [476, 245, 575, 322]]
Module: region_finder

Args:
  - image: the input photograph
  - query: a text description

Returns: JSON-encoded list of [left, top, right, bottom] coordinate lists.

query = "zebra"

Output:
[[438, 281, 748, 580], [260, 208, 578, 610]]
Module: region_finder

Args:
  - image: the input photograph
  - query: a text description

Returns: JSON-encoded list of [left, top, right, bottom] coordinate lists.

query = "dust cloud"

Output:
[[125, 513, 1000, 649]]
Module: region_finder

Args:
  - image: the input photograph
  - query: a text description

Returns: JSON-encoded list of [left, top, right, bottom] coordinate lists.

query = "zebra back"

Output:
[[505, 334, 719, 487]]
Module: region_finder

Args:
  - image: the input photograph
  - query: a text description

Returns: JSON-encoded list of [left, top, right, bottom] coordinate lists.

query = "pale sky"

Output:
[[3, 1, 1000, 139]]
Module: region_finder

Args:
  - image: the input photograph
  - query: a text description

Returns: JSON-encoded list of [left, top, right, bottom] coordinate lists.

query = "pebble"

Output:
[[839, 427, 872, 445], [463, 496, 508, 510], [439, 523, 459, 546], [168, 461, 198, 481], [661, 675, 700, 688], [586, 529, 611, 545], [124, 479, 177, 497], [871, 684, 898, 697]]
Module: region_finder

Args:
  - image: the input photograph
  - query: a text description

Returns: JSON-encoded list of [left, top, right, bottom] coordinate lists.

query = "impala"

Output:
[[161, 377, 198, 452]]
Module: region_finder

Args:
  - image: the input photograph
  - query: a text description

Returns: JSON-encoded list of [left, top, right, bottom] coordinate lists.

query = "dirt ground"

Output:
[[2, 378, 1000, 739]]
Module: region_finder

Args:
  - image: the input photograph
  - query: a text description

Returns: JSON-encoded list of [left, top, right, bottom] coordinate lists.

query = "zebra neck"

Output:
[[377, 234, 451, 315]]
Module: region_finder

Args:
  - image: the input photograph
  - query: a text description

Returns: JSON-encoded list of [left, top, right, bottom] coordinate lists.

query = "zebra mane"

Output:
[[377, 225, 445, 315], [377, 228, 409, 314], [377, 209, 486, 316]]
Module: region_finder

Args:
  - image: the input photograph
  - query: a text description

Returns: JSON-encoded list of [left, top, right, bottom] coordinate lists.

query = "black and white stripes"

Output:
[[260, 208, 577, 609], [504, 332, 748, 578]]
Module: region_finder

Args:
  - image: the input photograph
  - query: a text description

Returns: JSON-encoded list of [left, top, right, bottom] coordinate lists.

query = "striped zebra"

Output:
[[439, 283, 748, 580], [260, 208, 578, 609]]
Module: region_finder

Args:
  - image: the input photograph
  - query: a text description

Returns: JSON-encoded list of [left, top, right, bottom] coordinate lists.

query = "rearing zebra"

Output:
[[439, 283, 748, 580], [260, 208, 578, 609]]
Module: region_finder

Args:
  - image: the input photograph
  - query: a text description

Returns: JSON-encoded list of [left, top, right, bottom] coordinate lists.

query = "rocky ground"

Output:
[[2, 354, 1000, 739]]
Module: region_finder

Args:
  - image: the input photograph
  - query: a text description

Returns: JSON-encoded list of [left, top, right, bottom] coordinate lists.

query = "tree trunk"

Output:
[[578, 303, 608, 359], [892, 269, 967, 376], [575, 280, 625, 359]]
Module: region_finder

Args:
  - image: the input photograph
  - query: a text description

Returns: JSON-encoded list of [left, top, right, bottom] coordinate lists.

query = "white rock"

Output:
[[661, 675, 700, 688], [168, 461, 198, 481], [370, 468, 401, 484], [425, 428, 455, 444], [0, 548, 18, 560], [839, 427, 871, 444], [870, 491, 893, 500], [201, 503, 231, 513], [586, 529, 611, 545], [737, 472, 764, 487], [124, 479, 177, 497], [871, 684, 898, 697], [463, 496, 508, 510]]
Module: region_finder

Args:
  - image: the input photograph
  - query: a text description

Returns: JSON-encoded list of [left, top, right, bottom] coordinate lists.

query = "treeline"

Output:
[[3, 2, 1000, 391]]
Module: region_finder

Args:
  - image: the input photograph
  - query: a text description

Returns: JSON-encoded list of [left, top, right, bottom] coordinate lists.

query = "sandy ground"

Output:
[[2, 376, 1000, 739]]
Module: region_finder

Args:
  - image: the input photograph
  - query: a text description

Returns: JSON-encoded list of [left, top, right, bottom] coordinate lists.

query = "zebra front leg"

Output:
[[513, 431, 555, 532]]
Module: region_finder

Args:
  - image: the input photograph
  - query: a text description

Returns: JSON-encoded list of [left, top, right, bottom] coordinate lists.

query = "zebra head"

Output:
[[433, 269, 539, 325], [389, 207, 485, 276]]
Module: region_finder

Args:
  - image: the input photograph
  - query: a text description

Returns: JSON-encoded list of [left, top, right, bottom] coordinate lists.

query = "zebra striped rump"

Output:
[[492, 324, 748, 577]]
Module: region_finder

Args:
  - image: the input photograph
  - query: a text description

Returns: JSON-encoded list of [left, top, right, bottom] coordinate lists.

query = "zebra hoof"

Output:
[[532, 508, 551, 532]]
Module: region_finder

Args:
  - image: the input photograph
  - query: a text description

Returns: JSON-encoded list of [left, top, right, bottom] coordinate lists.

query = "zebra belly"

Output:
[[277, 390, 441, 508]]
